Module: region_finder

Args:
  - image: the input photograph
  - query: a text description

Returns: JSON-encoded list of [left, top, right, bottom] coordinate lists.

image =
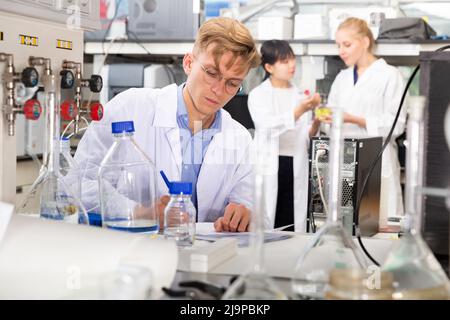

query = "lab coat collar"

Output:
[[353, 58, 387, 88]]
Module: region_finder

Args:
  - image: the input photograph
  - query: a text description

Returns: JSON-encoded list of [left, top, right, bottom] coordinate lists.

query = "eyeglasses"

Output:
[[197, 61, 243, 95]]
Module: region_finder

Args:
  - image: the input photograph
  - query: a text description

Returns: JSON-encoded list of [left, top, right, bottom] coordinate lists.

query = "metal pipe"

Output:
[[62, 60, 81, 74], [1, 53, 17, 136], [6, 113, 14, 136], [42, 74, 58, 172], [29, 56, 52, 76]]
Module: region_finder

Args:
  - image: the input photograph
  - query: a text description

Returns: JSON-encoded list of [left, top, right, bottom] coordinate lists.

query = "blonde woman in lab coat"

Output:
[[248, 40, 321, 232], [326, 17, 407, 227]]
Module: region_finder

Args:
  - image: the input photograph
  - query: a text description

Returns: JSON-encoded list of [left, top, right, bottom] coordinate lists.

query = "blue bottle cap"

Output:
[[111, 121, 135, 134], [169, 182, 192, 195]]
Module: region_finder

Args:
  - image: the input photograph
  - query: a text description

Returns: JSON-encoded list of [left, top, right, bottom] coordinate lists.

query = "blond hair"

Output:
[[193, 17, 261, 71], [338, 17, 376, 52]]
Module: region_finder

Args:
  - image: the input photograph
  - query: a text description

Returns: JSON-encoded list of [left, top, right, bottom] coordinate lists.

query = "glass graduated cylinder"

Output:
[[292, 107, 368, 300]]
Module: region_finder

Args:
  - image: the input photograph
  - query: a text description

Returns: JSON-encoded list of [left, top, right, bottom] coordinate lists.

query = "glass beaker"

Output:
[[381, 96, 450, 300], [292, 107, 368, 299]]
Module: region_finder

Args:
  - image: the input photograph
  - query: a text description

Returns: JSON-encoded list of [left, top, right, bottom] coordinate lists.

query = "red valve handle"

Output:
[[23, 99, 42, 120], [60, 100, 78, 121], [90, 102, 104, 121]]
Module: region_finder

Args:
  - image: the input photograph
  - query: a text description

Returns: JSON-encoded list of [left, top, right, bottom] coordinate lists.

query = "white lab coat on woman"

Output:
[[74, 84, 254, 222], [327, 58, 407, 225], [248, 78, 311, 232]]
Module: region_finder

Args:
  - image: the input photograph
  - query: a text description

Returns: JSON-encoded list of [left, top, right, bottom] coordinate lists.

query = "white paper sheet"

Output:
[[195, 222, 293, 247], [196, 232, 292, 247]]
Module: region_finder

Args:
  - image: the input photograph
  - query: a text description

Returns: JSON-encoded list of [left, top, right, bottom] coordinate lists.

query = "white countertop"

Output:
[[178, 223, 396, 279]]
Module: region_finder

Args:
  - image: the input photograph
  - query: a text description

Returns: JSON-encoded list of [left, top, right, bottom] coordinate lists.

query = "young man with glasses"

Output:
[[75, 17, 261, 232]]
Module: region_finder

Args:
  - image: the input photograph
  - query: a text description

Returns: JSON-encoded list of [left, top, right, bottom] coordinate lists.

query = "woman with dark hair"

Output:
[[248, 40, 321, 232]]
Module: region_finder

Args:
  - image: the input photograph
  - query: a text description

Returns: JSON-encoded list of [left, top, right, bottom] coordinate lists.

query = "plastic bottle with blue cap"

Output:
[[98, 121, 158, 234], [160, 171, 196, 247]]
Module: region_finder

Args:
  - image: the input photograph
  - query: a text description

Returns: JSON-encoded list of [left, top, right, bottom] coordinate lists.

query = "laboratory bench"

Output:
[[164, 223, 397, 300], [0, 214, 400, 300]]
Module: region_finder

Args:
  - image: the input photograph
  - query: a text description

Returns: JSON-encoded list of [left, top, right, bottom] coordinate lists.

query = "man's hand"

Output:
[[157, 195, 170, 230], [132, 195, 170, 230], [214, 203, 251, 232]]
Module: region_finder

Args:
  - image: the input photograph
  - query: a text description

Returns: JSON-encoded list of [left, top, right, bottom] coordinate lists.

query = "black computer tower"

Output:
[[419, 51, 450, 266], [307, 136, 382, 236]]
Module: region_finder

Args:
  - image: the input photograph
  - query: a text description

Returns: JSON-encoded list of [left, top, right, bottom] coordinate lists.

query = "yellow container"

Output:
[[315, 106, 332, 120]]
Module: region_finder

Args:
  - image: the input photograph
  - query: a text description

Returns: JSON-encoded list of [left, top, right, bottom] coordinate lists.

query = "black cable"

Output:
[[128, 30, 153, 56], [355, 64, 420, 266], [354, 44, 450, 266], [436, 44, 450, 52]]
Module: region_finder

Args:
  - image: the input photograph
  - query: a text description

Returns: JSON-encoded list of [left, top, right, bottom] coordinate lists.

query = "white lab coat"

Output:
[[248, 79, 311, 232], [74, 84, 254, 222], [328, 58, 407, 224]]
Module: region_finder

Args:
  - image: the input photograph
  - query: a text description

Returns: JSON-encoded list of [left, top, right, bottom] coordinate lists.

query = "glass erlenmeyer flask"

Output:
[[15, 74, 88, 225], [292, 107, 368, 299], [222, 129, 287, 300], [381, 96, 450, 300]]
